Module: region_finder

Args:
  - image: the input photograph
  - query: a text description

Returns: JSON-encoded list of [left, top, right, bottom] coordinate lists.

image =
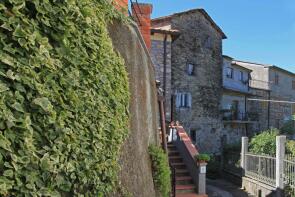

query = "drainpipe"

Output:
[[163, 34, 168, 123], [267, 91, 271, 129], [163, 34, 167, 98], [156, 81, 168, 153]]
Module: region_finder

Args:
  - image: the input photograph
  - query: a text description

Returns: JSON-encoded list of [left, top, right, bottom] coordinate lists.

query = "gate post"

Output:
[[276, 136, 286, 197], [241, 137, 249, 174]]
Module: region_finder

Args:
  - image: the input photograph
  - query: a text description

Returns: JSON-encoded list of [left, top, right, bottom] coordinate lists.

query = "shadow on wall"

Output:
[[108, 20, 160, 197]]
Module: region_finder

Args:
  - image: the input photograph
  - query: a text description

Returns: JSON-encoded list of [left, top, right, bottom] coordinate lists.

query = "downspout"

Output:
[[163, 34, 167, 98], [267, 91, 271, 129]]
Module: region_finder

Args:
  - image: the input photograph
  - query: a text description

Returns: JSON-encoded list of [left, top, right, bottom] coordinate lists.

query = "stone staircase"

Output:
[[168, 143, 207, 197]]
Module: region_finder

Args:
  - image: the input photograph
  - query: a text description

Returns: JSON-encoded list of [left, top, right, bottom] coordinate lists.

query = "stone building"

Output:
[[234, 60, 295, 130], [221, 56, 259, 142], [150, 9, 227, 154]]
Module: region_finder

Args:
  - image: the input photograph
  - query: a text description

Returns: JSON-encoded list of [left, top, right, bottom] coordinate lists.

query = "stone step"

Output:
[[171, 162, 186, 169], [167, 143, 176, 148], [175, 169, 190, 176], [176, 184, 196, 194], [169, 155, 183, 163], [168, 150, 180, 156], [176, 193, 208, 197], [176, 176, 193, 185]]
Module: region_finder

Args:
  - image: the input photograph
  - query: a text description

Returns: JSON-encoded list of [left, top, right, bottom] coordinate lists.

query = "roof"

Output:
[[151, 8, 227, 39], [151, 25, 180, 36], [223, 55, 234, 60], [234, 60, 295, 76], [231, 62, 253, 72]]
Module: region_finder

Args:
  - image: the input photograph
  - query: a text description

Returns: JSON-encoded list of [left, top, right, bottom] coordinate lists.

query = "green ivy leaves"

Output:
[[0, 0, 129, 196], [149, 145, 171, 197]]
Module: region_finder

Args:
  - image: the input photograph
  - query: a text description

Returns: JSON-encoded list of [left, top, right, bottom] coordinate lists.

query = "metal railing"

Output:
[[222, 111, 259, 122], [245, 153, 276, 186], [169, 163, 176, 197], [284, 154, 295, 196]]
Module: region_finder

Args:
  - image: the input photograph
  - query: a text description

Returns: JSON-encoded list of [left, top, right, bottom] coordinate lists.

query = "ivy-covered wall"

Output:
[[0, 0, 129, 196]]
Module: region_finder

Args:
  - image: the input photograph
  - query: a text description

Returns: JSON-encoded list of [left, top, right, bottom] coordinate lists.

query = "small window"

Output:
[[190, 129, 196, 143], [176, 93, 192, 108], [239, 71, 244, 81], [292, 80, 295, 90], [274, 73, 279, 85], [187, 64, 195, 76], [275, 119, 280, 129], [205, 36, 212, 49], [226, 67, 233, 79]]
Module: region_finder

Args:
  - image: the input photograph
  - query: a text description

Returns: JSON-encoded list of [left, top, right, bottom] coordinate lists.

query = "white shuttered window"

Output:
[[176, 93, 192, 108]]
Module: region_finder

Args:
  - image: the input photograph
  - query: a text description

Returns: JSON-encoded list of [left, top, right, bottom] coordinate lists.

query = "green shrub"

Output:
[[195, 154, 211, 162], [0, 0, 129, 196], [281, 116, 295, 135], [249, 129, 279, 155], [287, 141, 295, 156], [148, 145, 171, 197]]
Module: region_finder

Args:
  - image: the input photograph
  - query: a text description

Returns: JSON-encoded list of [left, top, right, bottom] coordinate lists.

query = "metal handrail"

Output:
[[169, 162, 176, 197]]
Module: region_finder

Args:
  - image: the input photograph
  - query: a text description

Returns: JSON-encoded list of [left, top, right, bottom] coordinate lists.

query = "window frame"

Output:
[[186, 63, 195, 76], [226, 67, 234, 79], [274, 73, 279, 85], [292, 80, 295, 90], [239, 71, 244, 82]]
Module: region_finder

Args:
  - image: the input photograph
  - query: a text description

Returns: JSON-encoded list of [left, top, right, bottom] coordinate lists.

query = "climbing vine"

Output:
[[0, 0, 129, 196]]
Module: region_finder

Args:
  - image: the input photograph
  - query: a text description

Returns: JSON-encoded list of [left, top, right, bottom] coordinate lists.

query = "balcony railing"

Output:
[[221, 110, 259, 122]]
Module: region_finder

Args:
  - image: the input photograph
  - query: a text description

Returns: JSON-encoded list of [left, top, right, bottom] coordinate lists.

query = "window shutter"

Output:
[[188, 93, 192, 108], [176, 93, 181, 108], [181, 94, 185, 107]]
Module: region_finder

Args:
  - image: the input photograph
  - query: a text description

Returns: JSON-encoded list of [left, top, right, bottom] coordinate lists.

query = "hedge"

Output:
[[148, 145, 171, 197], [0, 0, 129, 196]]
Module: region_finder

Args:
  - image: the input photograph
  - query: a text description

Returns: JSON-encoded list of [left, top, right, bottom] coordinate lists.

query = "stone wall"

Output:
[[170, 11, 224, 154], [248, 88, 270, 133], [151, 33, 172, 120], [108, 21, 159, 197]]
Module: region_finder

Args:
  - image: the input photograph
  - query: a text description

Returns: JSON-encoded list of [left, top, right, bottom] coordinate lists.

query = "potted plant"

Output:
[[195, 154, 211, 164]]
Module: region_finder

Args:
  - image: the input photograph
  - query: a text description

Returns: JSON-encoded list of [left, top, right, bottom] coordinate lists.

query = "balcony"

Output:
[[249, 79, 271, 90], [221, 109, 259, 123]]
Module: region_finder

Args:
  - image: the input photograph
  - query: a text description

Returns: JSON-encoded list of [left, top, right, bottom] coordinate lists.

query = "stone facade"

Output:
[[150, 9, 227, 154], [236, 60, 295, 131], [248, 88, 270, 133], [151, 33, 172, 120]]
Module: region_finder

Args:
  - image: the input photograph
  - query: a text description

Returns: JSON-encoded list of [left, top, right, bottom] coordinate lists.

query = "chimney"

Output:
[[113, 0, 128, 16], [132, 3, 153, 50]]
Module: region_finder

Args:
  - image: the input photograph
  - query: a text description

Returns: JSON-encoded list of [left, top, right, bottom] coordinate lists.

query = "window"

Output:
[[226, 67, 233, 79], [274, 73, 279, 85], [175, 93, 192, 108], [187, 64, 195, 76], [190, 129, 196, 143], [292, 80, 295, 90], [239, 71, 244, 82], [205, 36, 212, 49], [275, 119, 280, 129]]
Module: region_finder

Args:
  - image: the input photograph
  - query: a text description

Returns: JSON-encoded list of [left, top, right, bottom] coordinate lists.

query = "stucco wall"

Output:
[[223, 59, 250, 93], [108, 21, 159, 197]]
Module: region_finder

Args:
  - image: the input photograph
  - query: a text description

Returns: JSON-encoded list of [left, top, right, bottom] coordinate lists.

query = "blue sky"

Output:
[[139, 0, 295, 73]]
